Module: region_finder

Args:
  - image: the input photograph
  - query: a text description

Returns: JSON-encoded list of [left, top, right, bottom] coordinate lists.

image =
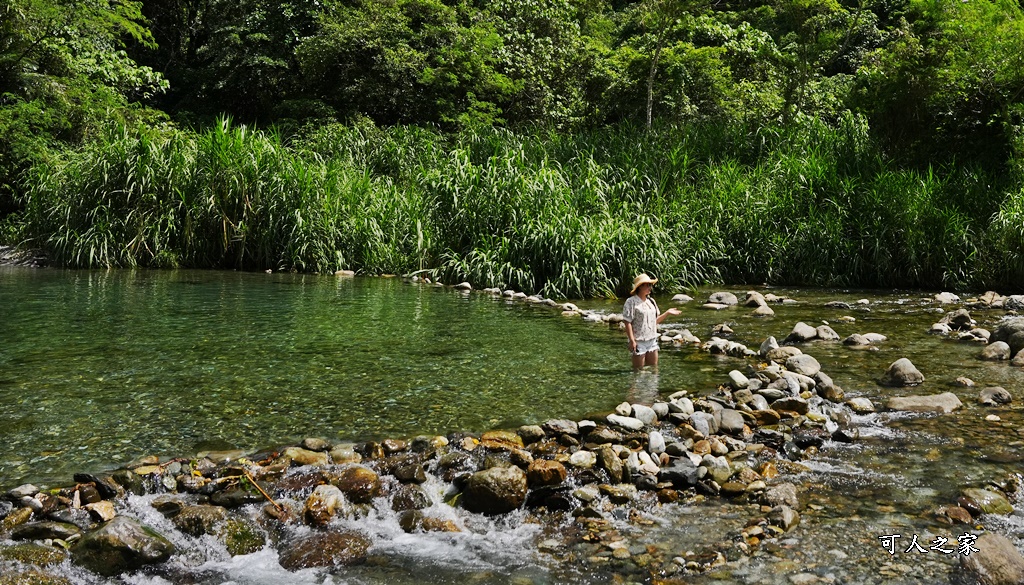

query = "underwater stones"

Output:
[[767, 505, 800, 532], [960, 488, 1014, 515], [979, 387, 1012, 406], [278, 531, 371, 570], [885, 392, 962, 414], [334, 466, 381, 504], [462, 466, 528, 515], [71, 517, 175, 577], [763, 483, 799, 509], [0, 543, 68, 567], [981, 342, 1012, 361], [960, 532, 1024, 585], [880, 358, 925, 387]]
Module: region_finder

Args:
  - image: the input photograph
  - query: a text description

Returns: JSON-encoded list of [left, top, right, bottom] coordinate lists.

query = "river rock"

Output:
[[527, 460, 566, 487], [786, 354, 821, 377], [752, 304, 775, 317], [278, 531, 371, 570], [708, 292, 738, 305], [391, 484, 431, 512], [671, 294, 693, 303], [71, 517, 175, 577], [991, 318, 1024, 354], [960, 532, 1024, 585], [597, 445, 624, 483], [517, 425, 546, 444], [542, 419, 579, 437], [216, 518, 265, 556], [334, 466, 382, 504], [304, 485, 346, 526], [846, 397, 876, 414], [771, 397, 809, 415], [768, 505, 800, 532], [743, 291, 766, 307], [815, 325, 840, 341], [330, 445, 362, 465], [981, 341, 1012, 361], [631, 404, 658, 425], [1006, 295, 1024, 311], [11, 521, 81, 542], [880, 358, 924, 386], [462, 466, 528, 515], [607, 414, 645, 431], [766, 346, 803, 362], [886, 392, 962, 413], [569, 450, 598, 469], [935, 292, 960, 304], [1014, 349, 1024, 367], [863, 332, 887, 343], [763, 482, 800, 509], [281, 447, 330, 467], [931, 322, 953, 335], [813, 371, 844, 402], [979, 387, 1012, 406], [785, 322, 819, 343], [961, 488, 1014, 515], [648, 430, 667, 454], [759, 336, 780, 357], [843, 333, 870, 346], [171, 505, 228, 536], [701, 455, 732, 484], [718, 409, 745, 435]]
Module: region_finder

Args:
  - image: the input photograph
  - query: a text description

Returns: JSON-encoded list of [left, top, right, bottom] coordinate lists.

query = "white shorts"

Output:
[[634, 338, 659, 356]]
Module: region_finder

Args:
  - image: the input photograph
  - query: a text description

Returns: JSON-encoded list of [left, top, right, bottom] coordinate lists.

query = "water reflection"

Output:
[[627, 370, 660, 404]]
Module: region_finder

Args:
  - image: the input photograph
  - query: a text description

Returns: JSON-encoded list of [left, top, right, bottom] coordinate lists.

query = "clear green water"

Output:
[[0, 267, 720, 489], [4, 266, 1024, 584]]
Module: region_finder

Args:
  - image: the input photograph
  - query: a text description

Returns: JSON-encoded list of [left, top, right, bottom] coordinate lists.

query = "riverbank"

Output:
[[3, 273, 1024, 584], [8, 120, 1024, 297]]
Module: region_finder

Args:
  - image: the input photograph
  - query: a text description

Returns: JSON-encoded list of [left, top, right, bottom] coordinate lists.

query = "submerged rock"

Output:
[[886, 392, 962, 414]]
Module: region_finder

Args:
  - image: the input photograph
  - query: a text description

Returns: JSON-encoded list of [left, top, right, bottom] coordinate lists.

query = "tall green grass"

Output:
[[14, 115, 1024, 296]]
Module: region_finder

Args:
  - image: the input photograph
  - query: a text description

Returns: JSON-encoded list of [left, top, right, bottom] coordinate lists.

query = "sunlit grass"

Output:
[[15, 115, 1023, 296]]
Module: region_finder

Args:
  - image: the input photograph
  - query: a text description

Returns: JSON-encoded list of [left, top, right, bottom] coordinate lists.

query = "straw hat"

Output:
[[630, 273, 658, 295]]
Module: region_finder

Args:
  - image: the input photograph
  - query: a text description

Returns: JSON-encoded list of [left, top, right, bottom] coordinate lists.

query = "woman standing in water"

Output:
[[622, 273, 680, 371]]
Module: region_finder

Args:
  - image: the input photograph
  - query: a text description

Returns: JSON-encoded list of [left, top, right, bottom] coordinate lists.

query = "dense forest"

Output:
[[1, 0, 1023, 296]]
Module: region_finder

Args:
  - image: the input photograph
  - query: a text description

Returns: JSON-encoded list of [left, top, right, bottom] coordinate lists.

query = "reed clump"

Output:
[[15, 116, 1024, 296]]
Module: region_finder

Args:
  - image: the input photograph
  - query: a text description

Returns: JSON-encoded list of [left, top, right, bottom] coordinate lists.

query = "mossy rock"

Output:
[[0, 543, 68, 567], [0, 570, 72, 585], [216, 518, 266, 556]]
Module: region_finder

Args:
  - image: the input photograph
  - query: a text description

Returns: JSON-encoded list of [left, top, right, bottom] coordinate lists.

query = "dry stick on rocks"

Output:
[[243, 470, 282, 512]]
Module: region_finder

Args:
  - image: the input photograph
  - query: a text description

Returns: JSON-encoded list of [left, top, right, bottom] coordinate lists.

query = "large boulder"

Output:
[[885, 392, 962, 414], [707, 292, 738, 306], [278, 531, 371, 570], [960, 532, 1024, 585], [71, 517, 175, 577], [462, 466, 528, 515], [785, 354, 821, 377], [880, 358, 924, 387]]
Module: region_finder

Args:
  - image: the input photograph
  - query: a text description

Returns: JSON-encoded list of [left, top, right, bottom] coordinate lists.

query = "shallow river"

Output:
[[2, 266, 1023, 584]]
